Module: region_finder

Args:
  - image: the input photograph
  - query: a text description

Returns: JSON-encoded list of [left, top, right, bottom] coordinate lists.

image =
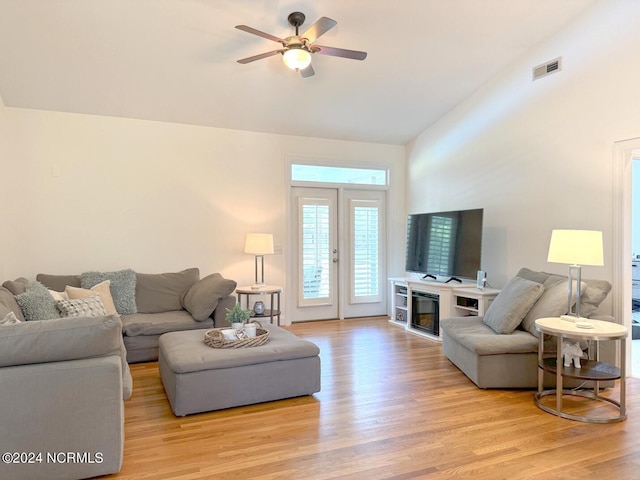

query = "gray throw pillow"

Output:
[[521, 276, 572, 336], [81, 269, 137, 315], [181, 273, 237, 321], [15, 281, 62, 321], [483, 276, 545, 334]]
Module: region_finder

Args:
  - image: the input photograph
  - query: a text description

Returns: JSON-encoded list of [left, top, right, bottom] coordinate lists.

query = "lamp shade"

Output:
[[547, 229, 604, 266], [283, 48, 311, 70], [244, 233, 274, 255]]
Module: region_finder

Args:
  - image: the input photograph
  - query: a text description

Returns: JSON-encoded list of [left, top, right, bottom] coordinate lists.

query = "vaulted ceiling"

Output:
[[0, 0, 596, 145]]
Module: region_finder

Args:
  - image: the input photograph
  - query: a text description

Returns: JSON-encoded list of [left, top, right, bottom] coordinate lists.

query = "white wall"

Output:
[[4, 107, 405, 321], [0, 94, 7, 279], [632, 157, 640, 258], [406, 0, 640, 313]]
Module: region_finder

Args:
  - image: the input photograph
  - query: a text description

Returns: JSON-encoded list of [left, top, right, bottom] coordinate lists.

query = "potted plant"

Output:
[[225, 303, 251, 329]]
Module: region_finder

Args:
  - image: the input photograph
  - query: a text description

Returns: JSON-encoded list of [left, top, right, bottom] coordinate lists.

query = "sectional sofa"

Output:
[[0, 267, 237, 479], [22, 267, 237, 362]]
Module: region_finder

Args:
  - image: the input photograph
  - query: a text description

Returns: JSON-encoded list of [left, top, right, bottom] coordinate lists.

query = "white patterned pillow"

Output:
[[0, 311, 22, 325], [57, 295, 107, 318]]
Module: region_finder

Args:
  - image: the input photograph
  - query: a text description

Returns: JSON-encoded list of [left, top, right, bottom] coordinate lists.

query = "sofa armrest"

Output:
[[0, 356, 124, 479], [213, 295, 236, 328], [0, 315, 132, 400]]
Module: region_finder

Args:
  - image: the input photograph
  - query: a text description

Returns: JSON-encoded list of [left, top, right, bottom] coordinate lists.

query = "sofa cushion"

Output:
[[515, 267, 551, 285], [35, 273, 82, 292], [181, 273, 237, 321], [135, 268, 200, 314], [441, 317, 539, 355], [81, 269, 137, 315], [575, 278, 612, 318], [15, 281, 62, 321], [121, 310, 211, 336], [57, 295, 108, 318], [66, 280, 118, 315], [483, 276, 544, 334], [2, 277, 29, 295], [0, 286, 25, 322]]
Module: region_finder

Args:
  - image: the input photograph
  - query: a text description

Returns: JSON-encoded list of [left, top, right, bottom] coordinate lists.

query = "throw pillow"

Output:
[[48, 289, 69, 302], [521, 277, 582, 337], [483, 276, 545, 334], [0, 311, 22, 325], [15, 281, 62, 321], [181, 273, 237, 321], [66, 280, 118, 315], [81, 269, 137, 315], [57, 295, 108, 317]]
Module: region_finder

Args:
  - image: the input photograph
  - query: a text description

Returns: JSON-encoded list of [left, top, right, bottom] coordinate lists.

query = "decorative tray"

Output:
[[204, 325, 270, 349]]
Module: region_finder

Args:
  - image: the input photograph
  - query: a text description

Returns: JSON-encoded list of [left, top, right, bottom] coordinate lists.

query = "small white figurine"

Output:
[[562, 340, 584, 368]]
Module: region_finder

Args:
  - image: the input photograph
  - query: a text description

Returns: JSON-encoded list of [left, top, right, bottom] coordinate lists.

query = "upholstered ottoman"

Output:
[[158, 324, 321, 416]]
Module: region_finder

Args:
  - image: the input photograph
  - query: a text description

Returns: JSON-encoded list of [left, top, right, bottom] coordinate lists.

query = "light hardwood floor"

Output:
[[106, 317, 640, 479]]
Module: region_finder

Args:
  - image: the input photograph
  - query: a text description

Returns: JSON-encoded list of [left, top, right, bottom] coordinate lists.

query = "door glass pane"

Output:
[[350, 199, 381, 304], [302, 204, 331, 300]]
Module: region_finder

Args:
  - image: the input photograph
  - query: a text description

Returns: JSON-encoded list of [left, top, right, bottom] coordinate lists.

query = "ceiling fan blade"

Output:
[[235, 25, 284, 44], [300, 64, 315, 78], [237, 50, 283, 64], [312, 45, 367, 61], [300, 17, 337, 44]]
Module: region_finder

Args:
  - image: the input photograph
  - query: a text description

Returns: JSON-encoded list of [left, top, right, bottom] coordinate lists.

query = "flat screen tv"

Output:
[[405, 208, 483, 281]]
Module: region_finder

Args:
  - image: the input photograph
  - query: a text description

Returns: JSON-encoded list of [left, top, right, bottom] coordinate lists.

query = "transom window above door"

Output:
[[291, 164, 388, 186]]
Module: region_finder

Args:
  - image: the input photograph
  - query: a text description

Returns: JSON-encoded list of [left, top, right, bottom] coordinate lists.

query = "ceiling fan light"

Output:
[[283, 48, 311, 70]]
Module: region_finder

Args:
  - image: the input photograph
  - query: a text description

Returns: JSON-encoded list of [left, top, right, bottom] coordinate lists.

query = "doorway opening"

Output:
[[287, 162, 389, 322], [613, 138, 640, 378]]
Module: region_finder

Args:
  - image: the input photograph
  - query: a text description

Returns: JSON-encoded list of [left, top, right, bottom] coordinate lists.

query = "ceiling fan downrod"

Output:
[[287, 12, 305, 36]]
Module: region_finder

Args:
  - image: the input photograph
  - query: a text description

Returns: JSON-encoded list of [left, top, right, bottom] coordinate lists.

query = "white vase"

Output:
[[231, 322, 244, 330], [244, 323, 257, 338]]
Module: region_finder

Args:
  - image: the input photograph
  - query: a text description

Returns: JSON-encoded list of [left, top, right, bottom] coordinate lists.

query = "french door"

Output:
[[290, 187, 387, 322]]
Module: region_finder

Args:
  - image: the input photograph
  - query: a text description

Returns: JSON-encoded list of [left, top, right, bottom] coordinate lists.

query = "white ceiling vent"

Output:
[[533, 57, 561, 81]]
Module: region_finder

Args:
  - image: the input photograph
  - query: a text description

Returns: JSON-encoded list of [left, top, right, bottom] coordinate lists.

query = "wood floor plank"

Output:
[[104, 317, 640, 479]]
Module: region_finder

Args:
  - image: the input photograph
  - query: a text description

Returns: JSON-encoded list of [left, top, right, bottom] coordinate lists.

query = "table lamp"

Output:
[[547, 229, 604, 321], [244, 233, 274, 287]]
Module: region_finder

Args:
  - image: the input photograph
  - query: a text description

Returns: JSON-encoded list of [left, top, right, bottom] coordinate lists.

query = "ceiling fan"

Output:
[[235, 12, 367, 77]]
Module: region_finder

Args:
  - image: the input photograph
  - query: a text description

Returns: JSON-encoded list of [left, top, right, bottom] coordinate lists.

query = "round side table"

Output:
[[236, 285, 282, 326], [534, 316, 627, 423]]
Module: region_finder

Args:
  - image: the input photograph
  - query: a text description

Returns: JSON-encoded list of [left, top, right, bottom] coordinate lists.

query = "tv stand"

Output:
[[388, 277, 500, 341], [444, 276, 462, 284]]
